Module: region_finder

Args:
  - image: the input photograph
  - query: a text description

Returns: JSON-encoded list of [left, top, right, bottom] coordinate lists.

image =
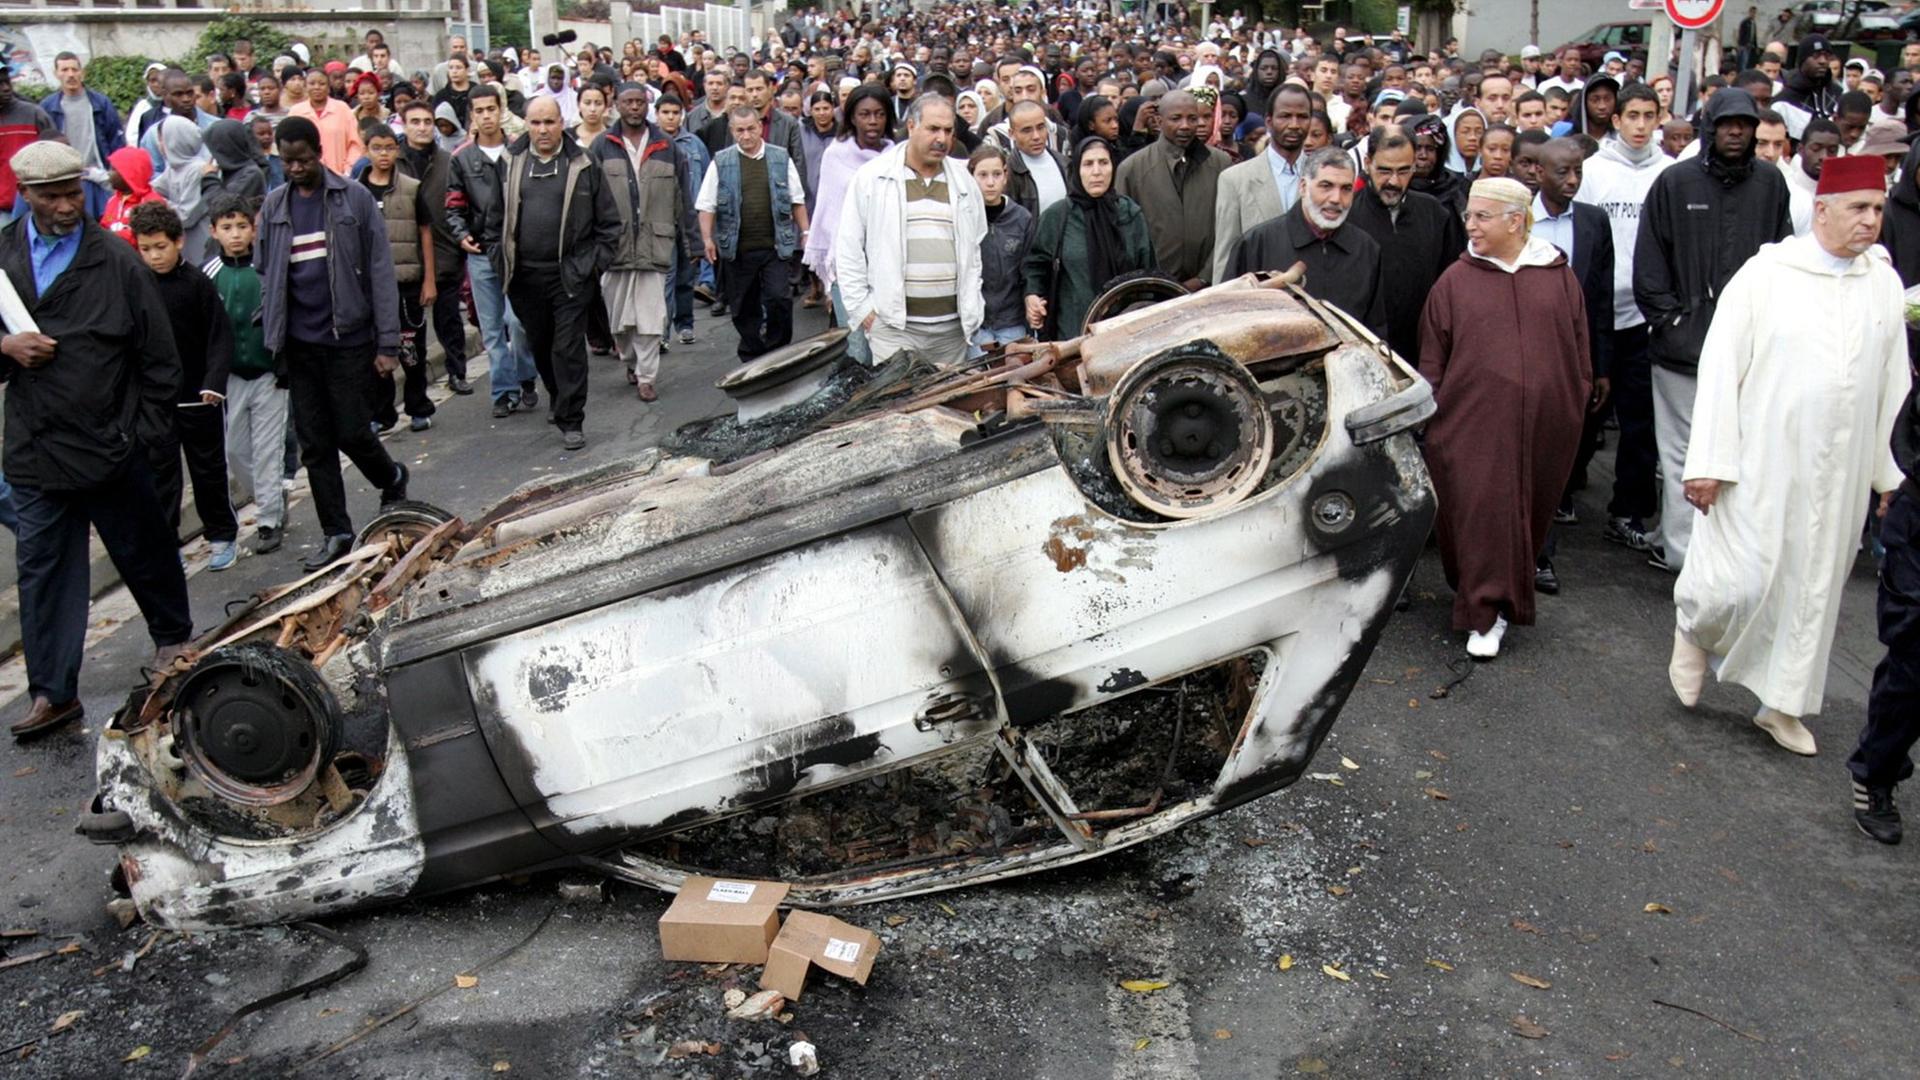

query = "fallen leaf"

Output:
[[723, 988, 747, 1010], [1423, 788, 1451, 801], [1428, 749, 1450, 761], [1278, 954, 1294, 971], [1214, 1029, 1232, 1040], [1408, 699, 1420, 709], [1641, 839, 1660, 853], [1321, 964, 1351, 982], [13, 766, 34, 778], [1510, 971, 1551, 990], [1133, 1037, 1151, 1052], [1298, 1057, 1330, 1074], [1120, 979, 1170, 993], [55, 942, 81, 956], [1455, 822, 1469, 832], [1605, 1052, 1630, 1061], [1669, 1056, 1687, 1067], [123, 1045, 151, 1062], [492, 1061, 512, 1073], [1425, 959, 1454, 972], [938, 902, 957, 917], [1369, 970, 1391, 981], [0, 929, 36, 938], [49, 1010, 83, 1034], [1555, 839, 1576, 849], [884, 915, 909, 927], [1643, 903, 1673, 915], [1241, 837, 1271, 848], [1511, 1015, 1550, 1039], [1511, 919, 1543, 935], [454, 973, 479, 989], [1414, 770, 1434, 780], [1328, 885, 1350, 897], [1346, 866, 1364, 876], [665, 1041, 721, 1060], [1339, 756, 1360, 771], [316, 1007, 341, 1018]]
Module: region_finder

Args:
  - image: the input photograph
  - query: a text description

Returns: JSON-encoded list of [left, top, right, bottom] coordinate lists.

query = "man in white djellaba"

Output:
[[1667, 152, 1913, 756]]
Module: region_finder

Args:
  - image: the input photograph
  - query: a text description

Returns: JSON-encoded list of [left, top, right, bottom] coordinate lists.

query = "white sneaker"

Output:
[[1466, 615, 1508, 660], [1753, 708, 1817, 756], [1669, 628, 1708, 708]]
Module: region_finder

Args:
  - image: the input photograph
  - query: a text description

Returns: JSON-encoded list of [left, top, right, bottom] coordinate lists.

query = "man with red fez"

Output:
[[1669, 152, 1912, 756], [1417, 176, 1592, 661]]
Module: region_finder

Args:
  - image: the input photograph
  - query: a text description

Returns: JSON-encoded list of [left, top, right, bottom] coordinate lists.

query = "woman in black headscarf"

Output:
[[1245, 48, 1287, 115], [1115, 95, 1158, 161], [1022, 136, 1154, 340], [1400, 111, 1466, 219]]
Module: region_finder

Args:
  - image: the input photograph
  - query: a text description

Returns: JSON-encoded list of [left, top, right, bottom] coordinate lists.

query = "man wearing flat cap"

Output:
[[1670, 154, 1912, 761], [0, 140, 192, 739]]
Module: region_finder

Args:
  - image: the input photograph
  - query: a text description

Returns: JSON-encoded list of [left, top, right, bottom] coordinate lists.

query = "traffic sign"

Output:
[[1664, 0, 1724, 30]]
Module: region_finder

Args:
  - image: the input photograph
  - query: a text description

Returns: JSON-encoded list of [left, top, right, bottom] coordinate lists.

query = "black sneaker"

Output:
[[301, 533, 354, 572], [520, 387, 541, 412], [1553, 498, 1578, 525], [1534, 558, 1560, 595], [561, 430, 586, 451], [1647, 544, 1675, 573], [1854, 780, 1902, 844], [710, 301, 729, 317], [251, 525, 283, 555], [492, 396, 515, 419], [1604, 516, 1652, 552], [380, 461, 409, 507], [448, 376, 475, 395], [409, 416, 433, 433]]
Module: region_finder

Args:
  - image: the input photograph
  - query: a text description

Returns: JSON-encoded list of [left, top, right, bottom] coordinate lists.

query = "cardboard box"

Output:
[[759, 910, 880, 1001], [658, 877, 791, 964]]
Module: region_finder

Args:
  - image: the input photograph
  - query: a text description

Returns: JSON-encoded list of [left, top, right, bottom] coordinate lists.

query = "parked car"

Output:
[[1557, 20, 1653, 69], [1794, 0, 1893, 39], [81, 273, 1438, 930]]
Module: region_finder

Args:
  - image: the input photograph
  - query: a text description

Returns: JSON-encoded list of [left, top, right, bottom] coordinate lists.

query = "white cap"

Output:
[[1520, 44, 1541, 59]]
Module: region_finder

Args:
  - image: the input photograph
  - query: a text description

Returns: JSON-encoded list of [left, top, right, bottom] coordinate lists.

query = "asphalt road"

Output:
[[0, 298, 1912, 1079]]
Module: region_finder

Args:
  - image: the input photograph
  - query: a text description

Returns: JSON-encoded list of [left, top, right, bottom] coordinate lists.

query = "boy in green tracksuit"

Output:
[[202, 194, 290, 554]]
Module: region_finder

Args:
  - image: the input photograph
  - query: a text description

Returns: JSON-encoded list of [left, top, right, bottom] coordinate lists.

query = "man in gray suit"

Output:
[[1212, 84, 1313, 282]]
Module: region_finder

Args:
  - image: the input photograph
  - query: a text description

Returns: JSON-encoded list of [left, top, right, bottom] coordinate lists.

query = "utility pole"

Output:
[[1530, 0, 1539, 46]]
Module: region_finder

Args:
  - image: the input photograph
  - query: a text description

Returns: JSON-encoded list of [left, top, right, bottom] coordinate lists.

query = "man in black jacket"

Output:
[[396, 100, 471, 394], [259, 116, 411, 571], [2, 142, 191, 739], [1346, 127, 1463, 364], [1229, 148, 1387, 340], [1850, 386, 1920, 843], [446, 86, 539, 418], [1632, 88, 1791, 574], [502, 97, 619, 451], [1530, 137, 1616, 593]]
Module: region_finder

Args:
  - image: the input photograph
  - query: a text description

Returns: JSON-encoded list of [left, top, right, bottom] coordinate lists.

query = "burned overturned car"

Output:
[[81, 271, 1435, 930]]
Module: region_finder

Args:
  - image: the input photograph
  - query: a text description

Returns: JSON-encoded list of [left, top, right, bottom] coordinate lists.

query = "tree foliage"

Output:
[[182, 16, 291, 70], [85, 55, 160, 113], [490, 0, 535, 48]]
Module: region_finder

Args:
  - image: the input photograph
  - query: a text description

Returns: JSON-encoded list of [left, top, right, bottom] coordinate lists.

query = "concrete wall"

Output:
[[0, 5, 459, 84]]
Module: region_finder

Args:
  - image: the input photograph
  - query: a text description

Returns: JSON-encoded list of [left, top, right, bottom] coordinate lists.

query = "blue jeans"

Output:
[[466, 253, 537, 404], [0, 469, 17, 534], [670, 243, 695, 332], [829, 283, 872, 365], [970, 324, 1027, 359]]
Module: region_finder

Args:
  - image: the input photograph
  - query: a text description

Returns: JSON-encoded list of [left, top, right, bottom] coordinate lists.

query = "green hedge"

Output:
[[183, 16, 290, 71], [86, 55, 159, 113]]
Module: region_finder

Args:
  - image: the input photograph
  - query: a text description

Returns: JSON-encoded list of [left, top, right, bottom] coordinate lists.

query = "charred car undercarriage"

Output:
[[80, 271, 1437, 930]]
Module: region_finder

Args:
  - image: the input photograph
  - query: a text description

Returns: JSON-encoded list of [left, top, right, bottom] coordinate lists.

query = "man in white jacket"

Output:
[[1574, 83, 1670, 556], [835, 94, 987, 367]]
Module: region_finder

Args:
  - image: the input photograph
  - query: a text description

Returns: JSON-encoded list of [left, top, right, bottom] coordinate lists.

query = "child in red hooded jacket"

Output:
[[101, 145, 164, 246]]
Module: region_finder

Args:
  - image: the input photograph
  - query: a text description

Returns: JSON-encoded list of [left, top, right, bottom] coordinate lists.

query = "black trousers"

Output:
[[508, 264, 590, 432], [585, 274, 615, 352], [1605, 326, 1658, 521], [372, 289, 439, 427], [429, 275, 468, 380], [1850, 491, 1920, 789], [286, 339, 401, 539], [15, 454, 192, 702], [149, 402, 238, 544], [724, 246, 792, 362]]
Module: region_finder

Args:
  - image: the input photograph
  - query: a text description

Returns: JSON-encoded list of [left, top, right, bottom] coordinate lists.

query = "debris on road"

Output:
[[761, 911, 879, 1001], [788, 1039, 820, 1075], [725, 989, 786, 1021], [660, 878, 789, 964], [556, 880, 604, 904], [1511, 1015, 1550, 1039]]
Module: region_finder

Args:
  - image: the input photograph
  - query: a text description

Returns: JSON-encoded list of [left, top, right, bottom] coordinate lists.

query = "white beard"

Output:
[[1304, 201, 1350, 231]]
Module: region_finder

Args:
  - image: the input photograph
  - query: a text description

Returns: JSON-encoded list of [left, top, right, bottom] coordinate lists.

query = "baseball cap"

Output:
[[1520, 44, 1542, 59]]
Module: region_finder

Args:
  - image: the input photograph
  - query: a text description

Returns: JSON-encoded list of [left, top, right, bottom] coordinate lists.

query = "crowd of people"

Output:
[[1, 7, 1918, 845]]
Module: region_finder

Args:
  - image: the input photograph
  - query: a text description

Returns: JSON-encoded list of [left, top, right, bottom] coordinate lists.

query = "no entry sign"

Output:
[[1665, 0, 1724, 30]]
